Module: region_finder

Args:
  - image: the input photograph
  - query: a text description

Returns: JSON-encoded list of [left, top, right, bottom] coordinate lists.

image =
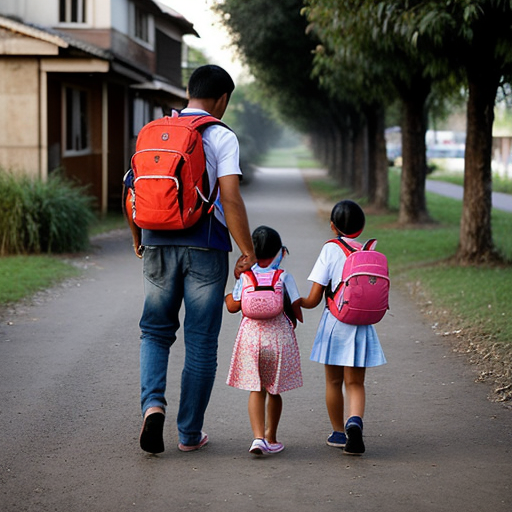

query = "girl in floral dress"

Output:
[[226, 226, 303, 455]]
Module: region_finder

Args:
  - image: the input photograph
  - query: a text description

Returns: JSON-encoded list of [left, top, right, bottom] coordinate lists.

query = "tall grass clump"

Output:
[[0, 170, 96, 255]]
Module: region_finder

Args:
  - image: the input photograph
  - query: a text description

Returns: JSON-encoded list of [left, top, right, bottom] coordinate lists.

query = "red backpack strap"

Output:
[[271, 269, 284, 287], [326, 237, 356, 257], [179, 113, 229, 131], [243, 270, 259, 288], [181, 114, 228, 208]]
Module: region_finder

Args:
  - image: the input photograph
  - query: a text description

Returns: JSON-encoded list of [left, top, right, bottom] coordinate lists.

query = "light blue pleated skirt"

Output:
[[310, 308, 387, 367]]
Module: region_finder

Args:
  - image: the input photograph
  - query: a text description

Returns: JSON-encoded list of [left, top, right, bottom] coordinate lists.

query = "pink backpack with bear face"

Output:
[[241, 269, 284, 319], [326, 238, 390, 325]]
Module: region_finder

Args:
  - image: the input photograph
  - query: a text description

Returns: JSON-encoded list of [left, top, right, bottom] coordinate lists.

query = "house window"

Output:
[[132, 97, 152, 137], [129, 2, 154, 48], [64, 87, 89, 154], [134, 5, 149, 43], [60, 0, 86, 23]]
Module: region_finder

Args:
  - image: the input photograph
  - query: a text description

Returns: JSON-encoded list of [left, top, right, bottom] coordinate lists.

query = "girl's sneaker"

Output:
[[265, 440, 285, 453], [344, 416, 365, 455], [326, 431, 347, 448], [249, 438, 269, 455]]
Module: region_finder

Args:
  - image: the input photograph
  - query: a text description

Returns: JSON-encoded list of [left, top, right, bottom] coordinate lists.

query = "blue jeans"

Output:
[[139, 246, 228, 446]]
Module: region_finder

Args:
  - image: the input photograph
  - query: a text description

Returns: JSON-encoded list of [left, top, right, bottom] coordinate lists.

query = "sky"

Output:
[[160, 0, 247, 81]]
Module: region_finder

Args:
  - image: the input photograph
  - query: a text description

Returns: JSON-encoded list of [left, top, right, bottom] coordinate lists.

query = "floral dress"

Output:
[[226, 265, 303, 394]]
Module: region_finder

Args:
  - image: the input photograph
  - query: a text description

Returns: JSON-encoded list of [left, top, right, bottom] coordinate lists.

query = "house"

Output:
[[0, 0, 197, 212]]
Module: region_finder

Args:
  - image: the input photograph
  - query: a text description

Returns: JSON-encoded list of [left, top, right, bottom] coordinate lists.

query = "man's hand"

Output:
[[234, 252, 257, 279], [219, 175, 256, 277], [133, 243, 144, 259]]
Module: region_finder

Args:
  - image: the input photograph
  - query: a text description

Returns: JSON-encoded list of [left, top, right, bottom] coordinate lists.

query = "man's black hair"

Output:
[[188, 65, 235, 101], [252, 226, 282, 260]]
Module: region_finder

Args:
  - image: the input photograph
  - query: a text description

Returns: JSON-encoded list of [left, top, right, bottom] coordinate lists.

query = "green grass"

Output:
[[89, 212, 127, 236], [0, 212, 128, 305], [307, 167, 512, 345], [0, 170, 96, 255], [0, 255, 80, 304], [260, 145, 322, 169]]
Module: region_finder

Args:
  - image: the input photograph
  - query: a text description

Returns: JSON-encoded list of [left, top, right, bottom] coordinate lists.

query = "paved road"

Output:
[[1, 167, 511, 512], [426, 179, 512, 212]]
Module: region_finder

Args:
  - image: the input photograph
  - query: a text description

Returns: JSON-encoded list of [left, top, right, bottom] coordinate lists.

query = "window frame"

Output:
[[62, 85, 91, 157], [59, 0, 87, 24], [129, 1, 155, 49]]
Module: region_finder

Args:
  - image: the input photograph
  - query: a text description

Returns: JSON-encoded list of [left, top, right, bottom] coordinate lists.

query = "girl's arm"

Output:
[[291, 299, 303, 324], [225, 293, 241, 313], [300, 282, 325, 309]]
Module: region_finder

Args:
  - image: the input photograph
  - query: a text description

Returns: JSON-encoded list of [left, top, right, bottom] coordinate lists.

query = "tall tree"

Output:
[[216, 0, 382, 200], [305, 0, 433, 223], [384, 0, 512, 263]]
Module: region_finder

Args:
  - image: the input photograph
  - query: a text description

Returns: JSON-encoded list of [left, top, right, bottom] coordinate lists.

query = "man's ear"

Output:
[[214, 93, 229, 118]]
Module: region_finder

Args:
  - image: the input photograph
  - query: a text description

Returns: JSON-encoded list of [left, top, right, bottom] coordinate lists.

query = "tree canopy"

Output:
[[216, 0, 512, 264]]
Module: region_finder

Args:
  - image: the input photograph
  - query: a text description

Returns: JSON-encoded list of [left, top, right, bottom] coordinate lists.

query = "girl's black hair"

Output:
[[188, 65, 235, 101], [330, 200, 365, 236], [252, 225, 282, 259]]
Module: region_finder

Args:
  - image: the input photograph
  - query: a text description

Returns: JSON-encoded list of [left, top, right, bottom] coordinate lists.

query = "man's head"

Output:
[[188, 65, 235, 102]]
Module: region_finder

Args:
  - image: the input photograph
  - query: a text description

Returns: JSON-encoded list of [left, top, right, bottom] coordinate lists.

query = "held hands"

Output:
[[234, 252, 257, 279]]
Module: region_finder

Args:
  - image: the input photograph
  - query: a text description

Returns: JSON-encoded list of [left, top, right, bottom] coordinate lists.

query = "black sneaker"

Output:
[[344, 418, 365, 455]]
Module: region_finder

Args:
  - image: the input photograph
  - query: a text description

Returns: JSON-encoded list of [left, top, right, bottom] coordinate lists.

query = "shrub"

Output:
[[0, 170, 96, 255]]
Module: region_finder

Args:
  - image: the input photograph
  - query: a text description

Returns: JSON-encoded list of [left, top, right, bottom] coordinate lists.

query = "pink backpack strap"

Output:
[[244, 268, 283, 289], [362, 238, 377, 251]]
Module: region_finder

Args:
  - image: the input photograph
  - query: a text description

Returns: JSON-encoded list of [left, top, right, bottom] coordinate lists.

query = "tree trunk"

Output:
[[367, 105, 389, 210], [457, 70, 499, 264], [354, 118, 369, 198], [399, 77, 431, 224], [342, 127, 355, 191]]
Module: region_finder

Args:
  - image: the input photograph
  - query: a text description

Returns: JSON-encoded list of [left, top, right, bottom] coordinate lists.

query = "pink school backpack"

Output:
[[325, 237, 390, 325], [241, 269, 285, 319]]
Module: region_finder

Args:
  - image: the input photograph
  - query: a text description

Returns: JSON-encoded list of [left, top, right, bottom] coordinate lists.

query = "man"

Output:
[[127, 65, 256, 453]]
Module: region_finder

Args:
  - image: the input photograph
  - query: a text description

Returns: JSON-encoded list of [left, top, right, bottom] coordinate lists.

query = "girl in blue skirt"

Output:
[[300, 200, 386, 455]]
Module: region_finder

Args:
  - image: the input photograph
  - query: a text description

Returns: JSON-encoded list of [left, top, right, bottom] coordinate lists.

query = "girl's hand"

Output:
[[225, 293, 241, 313], [291, 300, 303, 325], [300, 283, 325, 309]]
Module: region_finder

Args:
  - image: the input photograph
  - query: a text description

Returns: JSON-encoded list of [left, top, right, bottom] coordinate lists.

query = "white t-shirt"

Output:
[[308, 241, 350, 292], [182, 108, 242, 227]]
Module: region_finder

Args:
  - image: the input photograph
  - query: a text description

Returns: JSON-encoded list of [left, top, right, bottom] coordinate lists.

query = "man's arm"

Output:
[[123, 185, 143, 259], [218, 174, 257, 277]]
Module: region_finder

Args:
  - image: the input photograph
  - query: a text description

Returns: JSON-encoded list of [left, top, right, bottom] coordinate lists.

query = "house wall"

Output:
[[0, 57, 40, 176], [0, 0, 112, 29]]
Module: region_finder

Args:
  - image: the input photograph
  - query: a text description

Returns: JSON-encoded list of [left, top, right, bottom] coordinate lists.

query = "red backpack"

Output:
[[128, 113, 225, 230], [325, 238, 390, 325]]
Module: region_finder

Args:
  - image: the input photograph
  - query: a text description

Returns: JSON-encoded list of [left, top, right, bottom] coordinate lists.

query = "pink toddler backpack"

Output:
[[326, 238, 390, 325], [241, 269, 284, 319]]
